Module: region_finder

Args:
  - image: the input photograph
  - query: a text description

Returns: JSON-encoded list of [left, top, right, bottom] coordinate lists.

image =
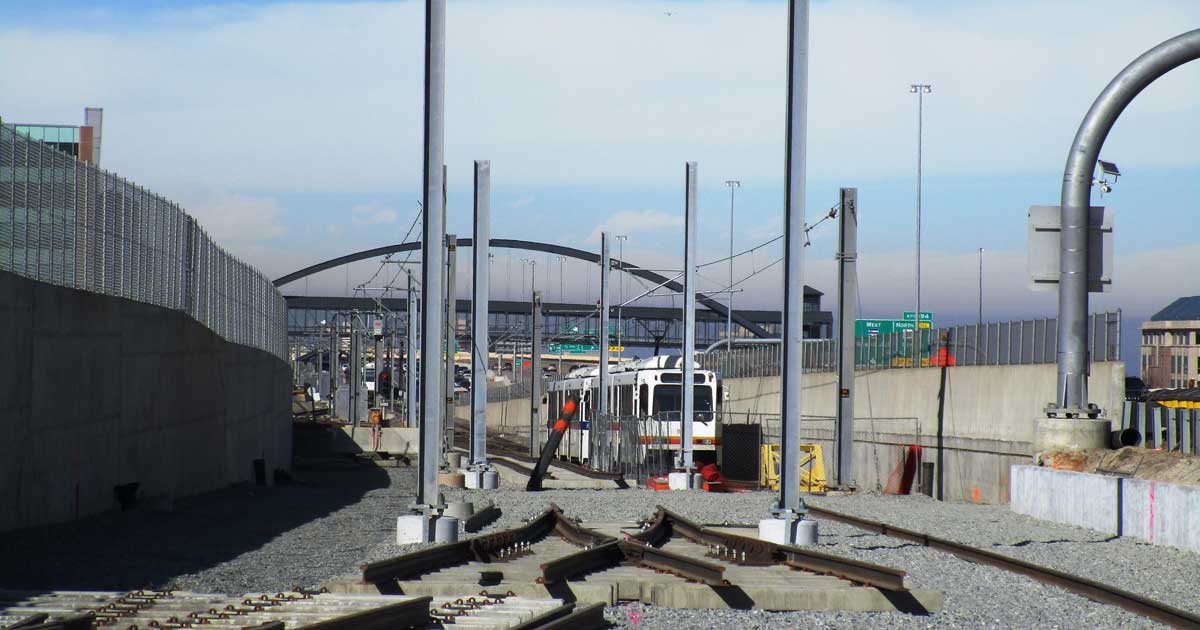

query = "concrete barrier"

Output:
[[1011, 464, 1200, 553], [0, 270, 291, 534], [719, 362, 1124, 503]]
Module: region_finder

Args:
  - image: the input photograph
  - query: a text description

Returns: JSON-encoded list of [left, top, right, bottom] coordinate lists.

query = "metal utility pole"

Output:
[[373, 314, 383, 408], [724, 180, 740, 347], [557, 255, 566, 304], [416, 0, 446, 513], [616, 235, 627, 359], [598, 233, 611, 429], [530, 291, 543, 457], [330, 317, 340, 419], [834, 187, 857, 489], [444, 234, 458, 466], [978, 248, 984, 326], [776, 0, 810, 528], [350, 312, 362, 439], [407, 270, 419, 429], [681, 162, 698, 474], [471, 160, 491, 468], [909, 83, 931, 369]]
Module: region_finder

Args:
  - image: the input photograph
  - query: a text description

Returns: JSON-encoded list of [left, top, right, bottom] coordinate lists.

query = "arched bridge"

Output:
[[273, 238, 774, 338]]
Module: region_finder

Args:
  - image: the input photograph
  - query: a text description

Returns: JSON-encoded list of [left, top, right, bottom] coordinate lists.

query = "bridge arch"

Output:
[[273, 238, 773, 338]]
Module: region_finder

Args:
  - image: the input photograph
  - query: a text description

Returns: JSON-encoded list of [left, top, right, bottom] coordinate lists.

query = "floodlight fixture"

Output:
[[909, 83, 932, 94]]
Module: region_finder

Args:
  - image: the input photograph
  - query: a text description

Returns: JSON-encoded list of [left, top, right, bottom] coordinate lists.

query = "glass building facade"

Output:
[[11, 125, 83, 159]]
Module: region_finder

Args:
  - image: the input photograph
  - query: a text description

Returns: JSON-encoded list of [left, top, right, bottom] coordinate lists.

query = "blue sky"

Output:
[[2, 0, 1198, 367]]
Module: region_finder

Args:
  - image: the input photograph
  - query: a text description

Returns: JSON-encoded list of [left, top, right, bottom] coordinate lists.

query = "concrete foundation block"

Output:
[[462, 469, 483, 489], [447, 452, 464, 469], [482, 470, 500, 489], [1033, 417, 1111, 455], [397, 514, 433, 544], [668, 472, 691, 490], [444, 501, 474, 521], [759, 517, 818, 545], [434, 516, 460, 543]]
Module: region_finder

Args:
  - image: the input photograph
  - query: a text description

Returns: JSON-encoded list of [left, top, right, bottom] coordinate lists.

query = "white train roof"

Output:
[[564, 355, 702, 379]]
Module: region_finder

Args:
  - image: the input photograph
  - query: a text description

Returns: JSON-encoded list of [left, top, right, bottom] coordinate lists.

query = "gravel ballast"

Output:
[[2, 461, 1196, 629]]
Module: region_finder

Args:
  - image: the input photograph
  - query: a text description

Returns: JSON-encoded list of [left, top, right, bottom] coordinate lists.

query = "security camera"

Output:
[[1100, 183, 1111, 194]]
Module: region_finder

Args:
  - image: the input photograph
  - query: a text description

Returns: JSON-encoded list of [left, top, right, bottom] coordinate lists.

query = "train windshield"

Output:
[[652, 385, 713, 415]]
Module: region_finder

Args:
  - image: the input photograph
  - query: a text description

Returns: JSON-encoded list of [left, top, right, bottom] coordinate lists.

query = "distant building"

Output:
[[5, 107, 103, 166], [1140, 296, 1200, 389]]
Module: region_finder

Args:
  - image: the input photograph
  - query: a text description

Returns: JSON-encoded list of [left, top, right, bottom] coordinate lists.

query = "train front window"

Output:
[[652, 385, 713, 415]]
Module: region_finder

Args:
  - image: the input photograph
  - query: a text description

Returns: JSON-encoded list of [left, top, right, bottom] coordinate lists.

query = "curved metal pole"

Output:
[[1055, 28, 1200, 414]]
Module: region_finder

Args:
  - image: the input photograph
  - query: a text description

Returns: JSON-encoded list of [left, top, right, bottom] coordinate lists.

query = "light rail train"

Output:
[[545, 356, 720, 465]]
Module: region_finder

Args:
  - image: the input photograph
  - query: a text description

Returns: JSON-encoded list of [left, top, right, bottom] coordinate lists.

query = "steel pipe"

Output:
[[1055, 28, 1200, 414]]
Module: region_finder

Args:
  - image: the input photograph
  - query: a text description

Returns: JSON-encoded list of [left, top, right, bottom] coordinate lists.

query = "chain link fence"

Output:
[[700, 311, 1122, 377], [0, 123, 287, 361], [590, 412, 674, 484]]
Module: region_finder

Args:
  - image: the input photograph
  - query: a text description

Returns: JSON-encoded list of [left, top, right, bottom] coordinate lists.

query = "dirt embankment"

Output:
[[1044, 447, 1200, 486]]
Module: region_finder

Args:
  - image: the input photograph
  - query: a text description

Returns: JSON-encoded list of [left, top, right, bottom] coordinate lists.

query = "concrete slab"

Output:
[[1011, 464, 1200, 554]]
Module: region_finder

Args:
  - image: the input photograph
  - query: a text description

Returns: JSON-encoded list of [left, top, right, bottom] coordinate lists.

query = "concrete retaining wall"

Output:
[[1011, 465, 1200, 554], [0, 270, 291, 534], [720, 362, 1124, 503]]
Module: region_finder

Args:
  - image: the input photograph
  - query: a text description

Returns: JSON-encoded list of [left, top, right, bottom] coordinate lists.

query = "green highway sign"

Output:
[[902, 311, 934, 322], [548, 342, 598, 354]]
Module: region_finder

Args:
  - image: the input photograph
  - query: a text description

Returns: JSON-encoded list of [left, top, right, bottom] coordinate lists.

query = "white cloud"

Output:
[[587, 209, 684, 243], [351, 201, 399, 225], [182, 190, 287, 243], [1, 0, 1194, 195]]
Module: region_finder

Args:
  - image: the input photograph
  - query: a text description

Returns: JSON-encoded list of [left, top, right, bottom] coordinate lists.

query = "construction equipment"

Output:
[[760, 443, 827, 492]]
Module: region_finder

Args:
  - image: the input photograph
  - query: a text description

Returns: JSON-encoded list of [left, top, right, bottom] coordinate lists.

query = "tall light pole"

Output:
[[724, 180, 741, 347], [909, 83, 931, 368], [978, 247, 984, 326], [615, 235, 628, 359]]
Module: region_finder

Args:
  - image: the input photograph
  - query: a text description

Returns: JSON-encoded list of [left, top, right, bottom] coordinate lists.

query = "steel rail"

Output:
[[633, 506, 908, 591], [361, 540, 473, 584], [617, 540, 729, 586], [805, 505, 1200, 629], [538, 540, 624, 584], [512, 602, 606, 630], [301, 596, 432, 630], [363, 505, 604, 586]]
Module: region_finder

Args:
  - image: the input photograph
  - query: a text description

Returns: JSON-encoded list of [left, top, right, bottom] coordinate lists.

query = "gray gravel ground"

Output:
[[3, 461, 1195, 630], [0, 462, 416, 594], [442, 483, 1195, 630]]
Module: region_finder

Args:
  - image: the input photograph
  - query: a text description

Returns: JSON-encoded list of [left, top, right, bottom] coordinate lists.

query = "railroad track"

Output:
[[0, 589, 599, 630], [805, 505, 1200, 629], [356, 504, 942, 614], [453, 429, 629, 488]]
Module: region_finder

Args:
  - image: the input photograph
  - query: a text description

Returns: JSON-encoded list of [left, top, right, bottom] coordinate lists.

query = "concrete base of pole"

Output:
[[667, 472, 692, 490], [462, 469, 483, 489], [397, 513, 436, 544], [482, 470, 500, 490], [444, 501, 474, 521], [434, 515, 460, 543], [1033, 417, 1111, 456], [759, 517, 818, 545]]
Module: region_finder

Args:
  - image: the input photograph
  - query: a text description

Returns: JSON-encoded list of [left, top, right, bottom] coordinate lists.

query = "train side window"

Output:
[[618, 384, 633, 416], [639, 384, 649, 415]]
